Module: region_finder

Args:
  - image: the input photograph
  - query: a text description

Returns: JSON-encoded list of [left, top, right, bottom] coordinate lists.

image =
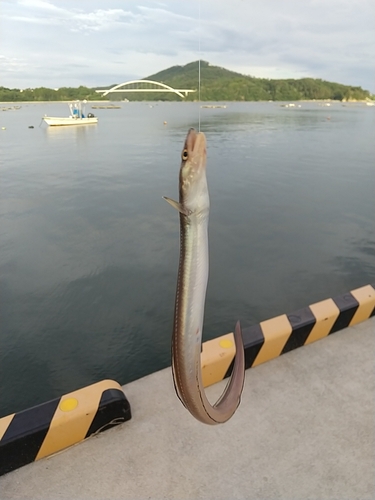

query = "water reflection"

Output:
[[1, 102, 374, 417]]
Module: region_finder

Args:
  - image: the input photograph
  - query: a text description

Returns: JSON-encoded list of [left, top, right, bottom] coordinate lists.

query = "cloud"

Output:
[[1, 0, 374, 91], [9, 1, 137, 31], [72, 9, 135, 32], [0, 54, 29, 76]]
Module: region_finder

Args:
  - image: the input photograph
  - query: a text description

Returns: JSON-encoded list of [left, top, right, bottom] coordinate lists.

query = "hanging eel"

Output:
[[164, 128, 245, 425]]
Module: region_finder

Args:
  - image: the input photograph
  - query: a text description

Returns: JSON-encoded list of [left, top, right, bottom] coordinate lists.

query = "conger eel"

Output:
[[164, 128, 245, 425]]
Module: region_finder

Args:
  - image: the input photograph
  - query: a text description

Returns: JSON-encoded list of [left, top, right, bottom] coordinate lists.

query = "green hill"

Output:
[[143, 61, 371, 101], [0, 61, 371, 102]]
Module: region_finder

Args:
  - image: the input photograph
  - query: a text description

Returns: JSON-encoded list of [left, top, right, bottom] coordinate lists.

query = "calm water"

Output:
[[1, 101, 374, 417]]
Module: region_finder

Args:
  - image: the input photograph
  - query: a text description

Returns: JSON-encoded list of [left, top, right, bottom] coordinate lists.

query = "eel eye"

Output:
[[181, 149, 188, 161]]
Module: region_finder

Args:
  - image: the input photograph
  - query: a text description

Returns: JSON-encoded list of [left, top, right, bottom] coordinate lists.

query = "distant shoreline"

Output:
[[1, 99, 374, 105], [1, 61, 373, 103]]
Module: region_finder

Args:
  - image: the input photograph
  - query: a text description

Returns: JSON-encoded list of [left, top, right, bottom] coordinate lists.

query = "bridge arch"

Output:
[[98, 80, 189, 98]]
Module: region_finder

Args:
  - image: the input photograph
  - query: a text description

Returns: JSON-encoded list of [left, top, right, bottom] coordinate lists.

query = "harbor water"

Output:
[[1, 101, 374, 417]]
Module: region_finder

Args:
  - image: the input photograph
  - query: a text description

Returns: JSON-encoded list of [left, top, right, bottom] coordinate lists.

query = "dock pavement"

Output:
[[1, 317, 374, 500]]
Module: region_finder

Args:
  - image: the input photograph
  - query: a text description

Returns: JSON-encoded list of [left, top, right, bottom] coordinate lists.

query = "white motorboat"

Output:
[[43, 101, 98, 126]]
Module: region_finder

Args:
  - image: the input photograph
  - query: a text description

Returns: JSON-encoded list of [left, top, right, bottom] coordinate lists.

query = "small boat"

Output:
[[43, 101, 98, 126], [91, 104, 121, 109], [200, 104, 227, 109]]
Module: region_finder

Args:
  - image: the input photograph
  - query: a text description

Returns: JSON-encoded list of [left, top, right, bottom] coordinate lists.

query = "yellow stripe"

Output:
[[306, 298, 340, 344], [252, 314, 292, 367], [36, 380, 122, 460], [0, 414, 15, 440], [349, 285, 375, 326], [201, 333, 235, 387]]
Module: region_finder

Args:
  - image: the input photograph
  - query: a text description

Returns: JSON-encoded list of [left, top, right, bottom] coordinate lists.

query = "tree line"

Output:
[[0, 86, 102, 102], [0, 61, 372, 102]]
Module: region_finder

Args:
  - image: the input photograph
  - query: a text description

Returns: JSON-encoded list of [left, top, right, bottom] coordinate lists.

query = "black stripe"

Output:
[[330, 293, 359, 334], [223, 324, 264, 378], [282, 307, 316, 354], [0, 398, 59, 476], [85, 389, 131, 438], [243, 324, 265, 369]]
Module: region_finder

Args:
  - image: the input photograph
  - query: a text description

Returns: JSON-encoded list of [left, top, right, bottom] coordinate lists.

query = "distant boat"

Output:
[[91, 105, 121, 109], [200, 104, 227, 109], [1, 105, 22, 111], [43, 101, 98, 126]]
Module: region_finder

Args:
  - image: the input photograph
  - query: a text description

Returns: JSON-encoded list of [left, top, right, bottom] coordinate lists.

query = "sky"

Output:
[[1, 0, 374, 92]]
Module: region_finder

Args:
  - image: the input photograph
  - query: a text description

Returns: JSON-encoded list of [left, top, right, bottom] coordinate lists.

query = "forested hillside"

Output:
[[0, 61, 371, 102], [144, 61, 371, 101]]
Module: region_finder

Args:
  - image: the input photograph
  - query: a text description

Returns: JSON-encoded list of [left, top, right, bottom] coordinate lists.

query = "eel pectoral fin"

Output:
[[163, 196, 190, 216]]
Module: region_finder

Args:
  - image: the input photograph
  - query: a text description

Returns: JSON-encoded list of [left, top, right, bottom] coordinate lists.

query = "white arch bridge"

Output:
[[96, 80, 196, 99]]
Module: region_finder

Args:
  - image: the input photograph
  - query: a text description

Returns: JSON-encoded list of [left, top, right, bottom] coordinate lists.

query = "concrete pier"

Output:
[[1, 317, 373, 500]]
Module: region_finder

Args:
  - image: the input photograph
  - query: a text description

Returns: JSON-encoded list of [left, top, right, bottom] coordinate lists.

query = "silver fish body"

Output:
[[164, 128, 245, 425]]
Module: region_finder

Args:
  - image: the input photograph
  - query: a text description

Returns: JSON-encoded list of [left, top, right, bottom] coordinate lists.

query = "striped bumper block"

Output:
[[201, 284, 375, 387], [0, 380, 131, 476]]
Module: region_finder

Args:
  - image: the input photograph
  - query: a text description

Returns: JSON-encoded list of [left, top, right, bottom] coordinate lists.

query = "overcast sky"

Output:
[[1, 0, 374, 92]]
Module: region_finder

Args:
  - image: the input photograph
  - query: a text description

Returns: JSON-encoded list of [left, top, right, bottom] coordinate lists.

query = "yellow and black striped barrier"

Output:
[[0, 379, 131, 476], [201, 284, 375, 387]]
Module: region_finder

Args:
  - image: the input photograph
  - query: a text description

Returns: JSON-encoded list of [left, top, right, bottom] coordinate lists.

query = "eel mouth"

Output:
[[185, 128, 206, 156], [179, 128, 208, 201]]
